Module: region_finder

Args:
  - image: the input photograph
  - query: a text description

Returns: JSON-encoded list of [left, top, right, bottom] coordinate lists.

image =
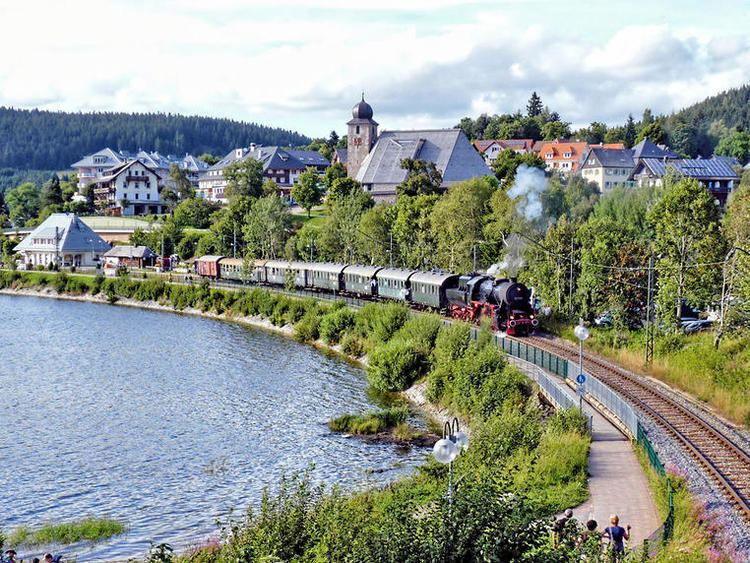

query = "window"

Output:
[[135, 193, 139, 200], [545, 152, 553, 159], [563, 152, 572, 158], [147, 193, 151, 200], [356, 125, 360, 134]]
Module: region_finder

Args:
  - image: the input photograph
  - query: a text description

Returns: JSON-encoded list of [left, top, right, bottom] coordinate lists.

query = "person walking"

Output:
[[603, 514, 630, 561], [578, 519, 602, 559], [552, 508, 575, 548]]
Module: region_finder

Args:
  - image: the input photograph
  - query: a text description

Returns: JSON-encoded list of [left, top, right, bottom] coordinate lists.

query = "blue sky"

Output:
[[0, 0, 748, 138]]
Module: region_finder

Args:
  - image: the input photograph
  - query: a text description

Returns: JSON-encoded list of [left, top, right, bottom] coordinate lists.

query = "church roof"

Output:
[[14, 214, 112, 254], [355, 129, 492, 188], [357, 129, 492, 186]]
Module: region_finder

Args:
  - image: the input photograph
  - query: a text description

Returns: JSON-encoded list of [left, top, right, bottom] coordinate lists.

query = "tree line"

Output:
[[457, 87, 750, 162], [0, 107, 312, 171], [4, 149, 749, 337]]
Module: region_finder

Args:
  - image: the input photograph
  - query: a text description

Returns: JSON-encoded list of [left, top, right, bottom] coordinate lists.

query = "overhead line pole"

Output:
[[645, 255, 655, 365]]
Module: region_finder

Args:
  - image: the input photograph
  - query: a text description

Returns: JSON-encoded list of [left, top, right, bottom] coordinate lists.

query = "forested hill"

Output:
[[0, 107, 312, 170], [670, 84, 750, 133]]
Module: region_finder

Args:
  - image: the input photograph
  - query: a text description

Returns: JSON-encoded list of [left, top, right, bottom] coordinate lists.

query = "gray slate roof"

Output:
[[204, 146, 329, 177], [104, 245, 156, 259], [637, 157, 740, 179], [335, 148, 348, 164], [14, 214, 111, 254], [586, 147, 635, 168], [71, 147, 130, 168], [73, 148, 209, 173], [631, 139, 678, 160], [355, 129, 491, 188]]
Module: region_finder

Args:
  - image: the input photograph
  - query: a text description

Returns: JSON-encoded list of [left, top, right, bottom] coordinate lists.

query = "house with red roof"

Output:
[[537, 140, 589, 173]]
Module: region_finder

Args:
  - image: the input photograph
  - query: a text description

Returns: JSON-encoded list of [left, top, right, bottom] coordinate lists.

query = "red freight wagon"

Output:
[[195, 255, 225, 278]]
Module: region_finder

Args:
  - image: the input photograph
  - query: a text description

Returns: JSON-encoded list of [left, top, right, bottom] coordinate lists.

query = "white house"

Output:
[[91, 160, 165, 216], [14, 213, 111, 268]]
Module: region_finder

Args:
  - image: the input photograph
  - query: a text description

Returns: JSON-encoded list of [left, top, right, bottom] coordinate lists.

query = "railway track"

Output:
[[517, 334, 750, 523]]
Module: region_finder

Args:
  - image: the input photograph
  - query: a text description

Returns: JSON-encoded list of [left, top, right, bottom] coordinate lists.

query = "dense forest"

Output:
[[0, 107, 311, 171], [457, 84, 750, 160]]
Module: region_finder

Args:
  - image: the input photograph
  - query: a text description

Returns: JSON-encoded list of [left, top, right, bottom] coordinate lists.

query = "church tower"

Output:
[[347, 93, 378, 180]]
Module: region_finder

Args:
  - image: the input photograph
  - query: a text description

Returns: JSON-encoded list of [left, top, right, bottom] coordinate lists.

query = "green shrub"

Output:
[[53, 272, 69, 292], [295, 309, 322, 342], [328, 407, 408, 434], [319, 307, 357, 344], [367, 339, 426, 391], [393, 314, 442, 353], [340, 333, 366, 357], [356, 302, 410, 342]]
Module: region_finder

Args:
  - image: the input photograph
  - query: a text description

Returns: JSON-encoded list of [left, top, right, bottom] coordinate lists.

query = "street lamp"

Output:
[[432, 417, 469, 510], [574, 319, 590, 409]]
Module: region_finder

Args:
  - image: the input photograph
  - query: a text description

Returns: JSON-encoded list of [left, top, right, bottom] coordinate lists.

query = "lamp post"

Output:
[[432, 417, 469, 511], [573, 319, 589, 409]]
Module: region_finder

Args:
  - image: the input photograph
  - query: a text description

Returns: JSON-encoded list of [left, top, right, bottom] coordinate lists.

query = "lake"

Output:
[[0, 295, 425, 561]]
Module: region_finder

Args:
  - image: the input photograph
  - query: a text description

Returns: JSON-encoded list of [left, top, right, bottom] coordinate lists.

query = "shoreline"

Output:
[[0, 286, 451, 429]]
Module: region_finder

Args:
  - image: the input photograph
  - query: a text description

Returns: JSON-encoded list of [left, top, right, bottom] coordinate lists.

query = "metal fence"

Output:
[[506, 356, 577, 411], [570, 361, 640, 439], [493, 332, 675, 548]]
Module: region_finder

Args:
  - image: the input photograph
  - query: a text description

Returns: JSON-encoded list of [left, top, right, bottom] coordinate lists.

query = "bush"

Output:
[[295, 309, 322, 342], [367, 339, 426, 392], [356, 302, 409, 343], [319, 307, 357, 344], [340, 333, 366, 357], [393, 314, 442, 353]]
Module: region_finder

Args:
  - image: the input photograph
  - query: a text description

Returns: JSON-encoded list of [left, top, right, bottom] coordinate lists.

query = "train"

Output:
[[194, 256, 539, 336]]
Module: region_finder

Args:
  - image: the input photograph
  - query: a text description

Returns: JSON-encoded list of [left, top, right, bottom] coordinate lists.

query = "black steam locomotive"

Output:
[[446, 274, 538, 335], [194, 256, 539, 336]]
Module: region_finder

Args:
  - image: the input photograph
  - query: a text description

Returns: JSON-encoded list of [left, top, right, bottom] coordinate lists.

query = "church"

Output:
[[343, 95, 492, 202]]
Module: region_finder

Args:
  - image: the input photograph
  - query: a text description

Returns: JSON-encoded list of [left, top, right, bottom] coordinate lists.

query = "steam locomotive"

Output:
[[194, 256, 538, 336], [446, 274, 538, 335]]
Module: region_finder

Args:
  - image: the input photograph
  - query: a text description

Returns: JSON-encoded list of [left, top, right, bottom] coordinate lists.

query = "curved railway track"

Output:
[[517, 334, 750, 522]]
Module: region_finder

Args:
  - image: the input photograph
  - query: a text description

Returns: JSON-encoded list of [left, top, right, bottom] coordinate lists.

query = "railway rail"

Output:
[[516, 334, 750, 523]]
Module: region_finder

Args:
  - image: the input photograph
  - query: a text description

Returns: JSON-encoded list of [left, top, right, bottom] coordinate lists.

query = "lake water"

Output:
[[0, 295, 426, 561]]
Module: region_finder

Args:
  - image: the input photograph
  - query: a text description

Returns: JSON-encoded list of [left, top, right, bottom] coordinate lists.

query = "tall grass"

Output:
[[7, 517, 125, 547], [328, 407, 409, 434], [559, 324, 750, 427]]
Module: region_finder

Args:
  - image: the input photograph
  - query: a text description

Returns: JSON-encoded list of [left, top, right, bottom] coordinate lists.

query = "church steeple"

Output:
[[347, 93, 378, 180]]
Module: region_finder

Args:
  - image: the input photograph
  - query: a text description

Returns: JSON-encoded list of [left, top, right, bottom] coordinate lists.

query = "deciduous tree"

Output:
[[292, 167, 322, 218], [396, 159, 443, 197], [648, 176, 726, 324], [224, 158, 264, 200]]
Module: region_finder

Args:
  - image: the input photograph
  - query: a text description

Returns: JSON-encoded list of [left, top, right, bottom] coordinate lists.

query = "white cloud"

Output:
[[0, 1, 747, 136]]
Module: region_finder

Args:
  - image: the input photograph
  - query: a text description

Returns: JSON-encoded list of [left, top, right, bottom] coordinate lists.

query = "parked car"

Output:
[[594, 312, 613, 327], [683, 319, 713, 334]]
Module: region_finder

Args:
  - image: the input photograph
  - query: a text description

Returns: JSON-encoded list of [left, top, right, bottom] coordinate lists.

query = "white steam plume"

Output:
[[507, 164, 548, 222], [487, 233, 526, 278]]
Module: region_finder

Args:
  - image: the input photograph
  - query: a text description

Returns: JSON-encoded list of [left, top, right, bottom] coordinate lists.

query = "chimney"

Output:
[[249, 143, 258, 153]]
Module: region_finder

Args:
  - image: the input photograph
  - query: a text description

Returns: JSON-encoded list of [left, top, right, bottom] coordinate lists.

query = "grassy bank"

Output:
[[552, 322, 750, 428], [2, 270, 593, 561], [4, 517, 125, 548], [328, 407, 409, 434]]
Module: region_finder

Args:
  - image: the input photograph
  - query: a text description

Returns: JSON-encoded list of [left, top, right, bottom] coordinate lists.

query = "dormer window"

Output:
[[545, 152, 553, 159], [563, 152, 572, 158]]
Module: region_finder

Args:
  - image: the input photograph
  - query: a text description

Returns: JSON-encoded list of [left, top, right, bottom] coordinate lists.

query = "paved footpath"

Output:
[[568, 398, 661, 546], [509, 358, 661, 546]]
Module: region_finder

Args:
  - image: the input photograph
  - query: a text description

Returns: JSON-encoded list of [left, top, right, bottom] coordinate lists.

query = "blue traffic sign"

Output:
[[576, 373, 586, 385]]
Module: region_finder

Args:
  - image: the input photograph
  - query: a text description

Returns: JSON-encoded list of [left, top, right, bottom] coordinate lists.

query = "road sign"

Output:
[[576, 384, 585, 397], [576, 373, 586, 385]]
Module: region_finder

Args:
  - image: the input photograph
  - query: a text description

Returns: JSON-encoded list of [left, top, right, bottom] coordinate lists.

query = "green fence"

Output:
[[637, 422, 675, 544]]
